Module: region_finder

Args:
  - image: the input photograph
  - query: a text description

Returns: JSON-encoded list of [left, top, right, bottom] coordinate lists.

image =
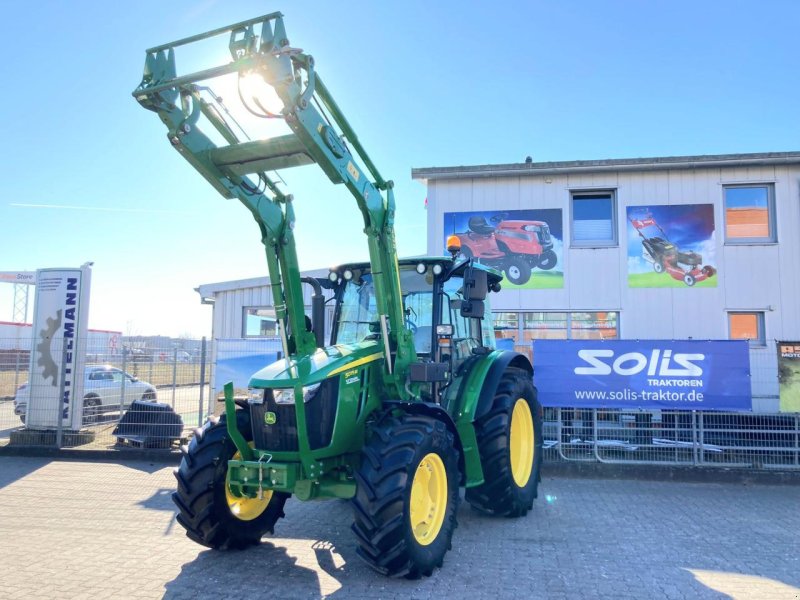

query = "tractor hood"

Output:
[[248, 341, 384, 388]]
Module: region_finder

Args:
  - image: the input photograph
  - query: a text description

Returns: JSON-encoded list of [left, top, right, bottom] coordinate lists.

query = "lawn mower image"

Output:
[[630, 212, 716, 286], [455, 215, 557, 285]]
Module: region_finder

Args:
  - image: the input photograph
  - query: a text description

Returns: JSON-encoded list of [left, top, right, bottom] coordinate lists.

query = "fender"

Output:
[[384, 400, 466, 485], [451, 350, 533, 487], [474, 351, 533, 420]]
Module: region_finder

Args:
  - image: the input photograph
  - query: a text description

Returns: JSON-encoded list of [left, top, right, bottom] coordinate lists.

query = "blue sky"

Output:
[[2, 0, 799, 337]]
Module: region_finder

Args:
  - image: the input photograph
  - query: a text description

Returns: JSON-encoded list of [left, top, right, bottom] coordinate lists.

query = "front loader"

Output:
[[134, 12, 543, 578]]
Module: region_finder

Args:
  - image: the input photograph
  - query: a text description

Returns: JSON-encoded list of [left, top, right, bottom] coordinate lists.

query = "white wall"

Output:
[[427, 164, 800, 412]]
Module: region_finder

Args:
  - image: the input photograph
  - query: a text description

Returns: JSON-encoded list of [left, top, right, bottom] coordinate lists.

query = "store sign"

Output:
[[778, 342, 800, 413], [0, 271, 36, 284], [533, 339, 751, 411], [26, 266, 92, 430]]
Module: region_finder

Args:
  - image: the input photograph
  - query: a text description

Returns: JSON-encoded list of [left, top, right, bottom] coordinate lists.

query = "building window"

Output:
[[728, 311, 765, 346], [571, 191, 617, 247], [723, 184, 776, 243], [243, 307, 278, 337], [570, 312, 618, 340], [493, 311, 619, 358]]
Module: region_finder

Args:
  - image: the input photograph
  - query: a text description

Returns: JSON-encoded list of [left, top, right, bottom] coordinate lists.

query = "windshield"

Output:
[[335, 266, 435, 349]]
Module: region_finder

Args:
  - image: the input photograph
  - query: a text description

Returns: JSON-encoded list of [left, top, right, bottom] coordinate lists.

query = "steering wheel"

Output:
[[405, 319, 418, 333]]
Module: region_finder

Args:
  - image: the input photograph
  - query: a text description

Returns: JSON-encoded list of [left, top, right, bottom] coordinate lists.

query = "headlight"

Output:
[[272, 384, 321, 405], [248, 388, 265, 405], [302, 383, 321, 403], [273, 388, 295, 405]]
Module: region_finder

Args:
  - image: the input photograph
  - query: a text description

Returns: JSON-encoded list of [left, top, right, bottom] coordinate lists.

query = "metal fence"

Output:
[[0, 338, 211, 450], [1, 337, 798, 470], [544, 408, 800, 469]]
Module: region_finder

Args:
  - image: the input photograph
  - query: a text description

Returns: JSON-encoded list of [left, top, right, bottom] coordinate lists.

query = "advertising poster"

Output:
[[778, 342, 800, 413], [533, 339, 751, 411], [443, 209, 563, 288], [26, 266, 92, 430], [627, 204, 717, 288]]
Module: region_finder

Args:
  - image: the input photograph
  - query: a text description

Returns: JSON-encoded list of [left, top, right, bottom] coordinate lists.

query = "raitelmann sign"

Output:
[[26, 266, 92, 430], [533, 340, 751, 411]]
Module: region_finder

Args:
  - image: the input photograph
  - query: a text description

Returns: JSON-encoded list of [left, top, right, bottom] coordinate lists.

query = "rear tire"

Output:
[[466, 367, 543, 517], [351, 413, 460, 578], [172, 410, 289, 550], [537, 249, 558, 271]]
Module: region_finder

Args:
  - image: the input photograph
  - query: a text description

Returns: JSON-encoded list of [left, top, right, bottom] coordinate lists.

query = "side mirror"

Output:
[[463, 266, 488, 301]]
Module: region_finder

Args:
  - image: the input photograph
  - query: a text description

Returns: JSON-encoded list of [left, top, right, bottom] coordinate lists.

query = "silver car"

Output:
[[13, 365, 158, 426]]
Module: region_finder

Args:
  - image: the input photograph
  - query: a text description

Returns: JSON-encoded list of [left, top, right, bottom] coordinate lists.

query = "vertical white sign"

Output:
[[26, 266, 92, 430]]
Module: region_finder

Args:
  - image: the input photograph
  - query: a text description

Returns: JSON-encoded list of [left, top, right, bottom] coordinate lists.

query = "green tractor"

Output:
[[134, 12, 543, 578]]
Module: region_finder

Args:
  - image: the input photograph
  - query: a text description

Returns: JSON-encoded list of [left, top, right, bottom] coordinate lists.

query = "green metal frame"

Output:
[[133, 13, 414, 402], [135, 13, 519, 499]]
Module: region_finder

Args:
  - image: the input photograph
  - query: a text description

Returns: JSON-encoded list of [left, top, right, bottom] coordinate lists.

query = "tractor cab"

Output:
[[329, 258, 500, 359]]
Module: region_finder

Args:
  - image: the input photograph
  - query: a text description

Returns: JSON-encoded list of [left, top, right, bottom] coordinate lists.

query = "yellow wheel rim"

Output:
[[509, 398, 535, 488], [409, 452, 448, 546], [224, 449, 273, 521]]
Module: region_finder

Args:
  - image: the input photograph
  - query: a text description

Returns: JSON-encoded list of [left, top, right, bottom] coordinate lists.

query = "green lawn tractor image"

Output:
[[134, 12, 543, 578]]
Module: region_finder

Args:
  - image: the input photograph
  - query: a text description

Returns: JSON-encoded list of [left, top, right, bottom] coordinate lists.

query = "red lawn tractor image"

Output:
[[455, 215, 557, 285], [630, 212, 716, 286]]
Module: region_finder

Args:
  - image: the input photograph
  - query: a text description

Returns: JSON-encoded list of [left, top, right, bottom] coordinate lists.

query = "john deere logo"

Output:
[[264, 411, 277, 425]]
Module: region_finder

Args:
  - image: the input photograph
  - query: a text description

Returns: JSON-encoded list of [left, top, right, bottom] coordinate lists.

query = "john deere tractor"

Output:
[[134, 12, 543, 578]]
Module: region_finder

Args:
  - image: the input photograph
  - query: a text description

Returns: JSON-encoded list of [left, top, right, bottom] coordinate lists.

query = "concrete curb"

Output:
[[543, 460, 800, 486], [0, 444, 181, 464]]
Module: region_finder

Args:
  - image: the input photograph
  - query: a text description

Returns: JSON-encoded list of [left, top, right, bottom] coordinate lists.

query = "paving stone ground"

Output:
[[0, 456, 799, 599]]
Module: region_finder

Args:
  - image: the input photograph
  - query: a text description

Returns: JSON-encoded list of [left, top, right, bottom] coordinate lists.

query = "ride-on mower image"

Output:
[[630, 212, 716, 286], [455, 215, 557, 285]]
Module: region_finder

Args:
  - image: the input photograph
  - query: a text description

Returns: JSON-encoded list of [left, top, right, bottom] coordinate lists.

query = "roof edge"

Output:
[[412, 151, 800, 181]]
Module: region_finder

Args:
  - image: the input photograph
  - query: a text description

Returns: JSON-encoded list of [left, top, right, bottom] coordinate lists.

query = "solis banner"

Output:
[[778, 342, 800, 413], [533, 339, 751, 411], [443, 209, 563, 288]]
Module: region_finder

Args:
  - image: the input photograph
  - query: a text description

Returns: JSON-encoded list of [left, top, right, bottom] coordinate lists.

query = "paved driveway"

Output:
[[0, 456, 798, 599]]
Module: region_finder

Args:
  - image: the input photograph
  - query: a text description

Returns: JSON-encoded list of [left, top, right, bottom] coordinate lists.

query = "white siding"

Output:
[[428, 164, 800, 412]]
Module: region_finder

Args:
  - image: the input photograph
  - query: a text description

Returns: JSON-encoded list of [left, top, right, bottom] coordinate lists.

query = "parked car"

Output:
[[13, 365, 158, 426]]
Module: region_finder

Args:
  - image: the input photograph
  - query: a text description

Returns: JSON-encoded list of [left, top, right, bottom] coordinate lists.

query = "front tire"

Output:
[[466, 367, 543, 517], [351, 414, 460, 578], [172, 410, 289, 550], [503, 256, 532, 285], [82, 396, 100, 426]]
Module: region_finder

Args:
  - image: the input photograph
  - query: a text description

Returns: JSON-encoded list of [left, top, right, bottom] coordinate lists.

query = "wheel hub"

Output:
[[509, 398, 534, 487], [225, 449, 272, 521], [409, 452, 447, 546]]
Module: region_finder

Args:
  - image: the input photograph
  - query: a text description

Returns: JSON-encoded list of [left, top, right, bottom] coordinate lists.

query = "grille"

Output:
[[250, 390, 299, 451], [249, 377, 340, 452]]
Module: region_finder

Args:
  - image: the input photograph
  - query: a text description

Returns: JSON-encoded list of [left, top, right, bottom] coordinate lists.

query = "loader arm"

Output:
[[133, 12, 414, 397]]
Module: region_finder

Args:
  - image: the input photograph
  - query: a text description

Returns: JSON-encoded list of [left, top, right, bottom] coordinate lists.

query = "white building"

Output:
[[197, 151, 800, 413]]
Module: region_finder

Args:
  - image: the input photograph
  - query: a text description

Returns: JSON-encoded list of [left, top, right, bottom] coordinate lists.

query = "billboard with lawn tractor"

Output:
[[443, 209, 563, 288], [778, 342, 800, 413], [627, 204, 717, 288]]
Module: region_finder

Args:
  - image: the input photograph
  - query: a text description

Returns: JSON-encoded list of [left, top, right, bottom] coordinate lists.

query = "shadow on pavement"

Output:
[[0, 456, 52, 491], [163, 543, 322, 599]]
